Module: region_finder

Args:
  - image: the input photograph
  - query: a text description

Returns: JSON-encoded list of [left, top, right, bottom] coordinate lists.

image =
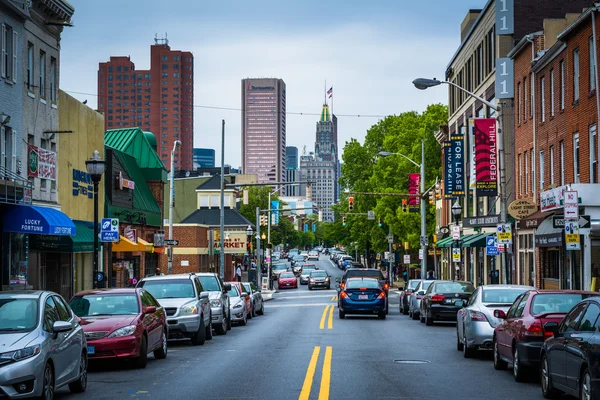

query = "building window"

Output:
[[530, 74, 534, 118], [525, 150, 529, 194], [39, 50, 46, 99], [50, 57, 56, 102], [560, 60, 565, 110], [539, 150, 544, 190], [540, 76, 545, 122], [27, 42, 33, 91], [560, 141, 565, 185], [1, 23, 17, 82], [531, 150, 534, 195], [518, 153, 523, 196], [550, 145, 555, 185], [574, 132, 580, 183], [0, 125, 16, 174], [590, 36, 597, 92], [517, 82, 521, 124], [550, 69, 555, 117], [591, 124, 597, 183], [574, 49, 580, 103]]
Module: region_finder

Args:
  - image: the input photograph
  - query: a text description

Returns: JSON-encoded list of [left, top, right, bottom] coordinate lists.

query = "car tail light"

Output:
[[406, 292, 412, 296], [431, 294, 445, 302], [359, 288, 367, 291], [525, 320, 552, 338], [469, 311, 488, 322], [340, 291, 349, 299], [377, 292, 385, 299], [340, 283, 345, 289], [384, 283, 389, 291]]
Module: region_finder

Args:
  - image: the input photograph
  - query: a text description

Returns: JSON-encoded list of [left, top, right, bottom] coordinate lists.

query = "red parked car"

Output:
[[278, 272, 298, 289], [69, 288, 168, 368], [228, 282, 253, 319], [492, 289, 596, 382]]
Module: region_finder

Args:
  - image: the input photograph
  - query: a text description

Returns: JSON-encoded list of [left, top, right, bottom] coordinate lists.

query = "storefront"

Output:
[[534, 216, 564, 290], [461, 215, 502, 285]]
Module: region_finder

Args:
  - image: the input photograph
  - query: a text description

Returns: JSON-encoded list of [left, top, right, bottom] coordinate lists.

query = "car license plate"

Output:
[[87, 346, 95, 355], [358, 294, 368, 300], [285, 283, 291, 286]]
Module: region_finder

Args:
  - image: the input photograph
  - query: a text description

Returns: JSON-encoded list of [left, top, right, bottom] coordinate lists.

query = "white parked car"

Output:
[[307, 251, 319, 261]]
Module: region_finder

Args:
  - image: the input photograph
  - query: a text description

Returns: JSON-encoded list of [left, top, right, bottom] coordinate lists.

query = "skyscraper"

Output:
[[286, 146, 299, 169], [241, 78, 286, 186], [98, 38, 194, 170], [193, 148, 215, 168], [286, 146, 300, 196]]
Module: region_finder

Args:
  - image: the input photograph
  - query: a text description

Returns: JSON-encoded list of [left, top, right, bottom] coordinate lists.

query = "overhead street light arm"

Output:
[[412, 78, 498, 111], [378, 151, 421, 168]]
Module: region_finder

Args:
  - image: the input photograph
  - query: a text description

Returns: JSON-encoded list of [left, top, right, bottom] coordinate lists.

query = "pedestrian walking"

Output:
[[426, 270, 435, 280], [235, 264, 242, 282], [402, 268, 408, 283]]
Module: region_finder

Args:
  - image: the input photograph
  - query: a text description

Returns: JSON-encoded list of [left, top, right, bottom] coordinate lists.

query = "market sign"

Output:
[[508, 199, 538, 220], [28, 145, 56, 180], [211, 231, 249, 254]]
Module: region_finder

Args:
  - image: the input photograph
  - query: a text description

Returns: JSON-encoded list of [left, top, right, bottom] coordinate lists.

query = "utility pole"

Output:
[[168, 140, 181, 274], [420, 139, 428, 286], [496, 105, 510, 284], [388, 226, 393, 289], [256, 207, 261, 290], [219, 120, 226, 279]]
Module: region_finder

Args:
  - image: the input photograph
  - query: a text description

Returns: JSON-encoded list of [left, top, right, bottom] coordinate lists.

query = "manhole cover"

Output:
[[393, 360, 430, 364]]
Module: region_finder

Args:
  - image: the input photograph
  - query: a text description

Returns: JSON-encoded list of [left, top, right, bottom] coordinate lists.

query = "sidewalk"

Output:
[[241, 269, 276, 301]]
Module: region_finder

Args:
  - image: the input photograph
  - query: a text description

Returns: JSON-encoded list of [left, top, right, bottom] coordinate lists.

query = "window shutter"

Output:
[[11, 129, 16, 174], [0, 125, 5, 171], [12, 30, 17, 83], [1, 24, 6, 78]]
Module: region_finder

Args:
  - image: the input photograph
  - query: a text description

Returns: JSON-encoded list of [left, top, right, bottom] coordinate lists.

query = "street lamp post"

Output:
[[413, 77, 509, 283], [245, 224, 253, 282], [168, 140, 181, 275], [451, 200, 462, 281], [85, 150, 105, 289]]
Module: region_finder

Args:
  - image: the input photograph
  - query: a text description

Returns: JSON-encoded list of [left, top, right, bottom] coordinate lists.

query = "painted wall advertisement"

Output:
[[28, 145, 56, 180], [474, 118, 498, 196]]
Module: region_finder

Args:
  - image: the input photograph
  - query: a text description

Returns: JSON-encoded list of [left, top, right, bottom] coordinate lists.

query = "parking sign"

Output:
[[486, 236, 499, 256]]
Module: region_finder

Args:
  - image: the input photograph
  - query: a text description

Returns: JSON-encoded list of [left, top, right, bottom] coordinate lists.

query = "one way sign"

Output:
[[553, 215, 591, 229]]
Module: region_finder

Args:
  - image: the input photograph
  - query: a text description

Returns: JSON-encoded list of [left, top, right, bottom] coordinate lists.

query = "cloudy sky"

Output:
[[60, 0, 484, 167]]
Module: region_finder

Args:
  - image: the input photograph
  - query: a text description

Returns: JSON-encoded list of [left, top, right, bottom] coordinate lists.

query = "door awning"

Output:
[[436, 236, 454, 248], [137, 238, 153, 252], [461, 233, 491, 248], [112, 236, 154, 253], [3, 205, 75, 236]]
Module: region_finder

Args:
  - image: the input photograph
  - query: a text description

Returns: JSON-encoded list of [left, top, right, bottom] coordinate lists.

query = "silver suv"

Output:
[[137, 273, 212, 345], [0, 291, 88, 400], [196, 273, 232, 335]]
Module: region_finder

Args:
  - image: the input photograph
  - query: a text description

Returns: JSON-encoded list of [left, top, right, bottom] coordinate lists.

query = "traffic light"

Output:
[[429, 190, 435, 205], [260, 214, 268, 226], [343, 216, 347, 227], [378, 218, 382, 227], [402, 199, 408, 212], [348, 196, 354, 211]]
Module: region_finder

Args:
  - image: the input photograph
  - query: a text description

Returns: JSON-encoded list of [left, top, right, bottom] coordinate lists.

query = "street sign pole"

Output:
[[388, 227, 393, 289]]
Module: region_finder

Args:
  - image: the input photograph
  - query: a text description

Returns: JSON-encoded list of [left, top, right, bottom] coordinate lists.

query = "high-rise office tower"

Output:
[[241, 78, 286, 187], [286, 146, 298, 169], [98, 37, 194, 170], [193, 148, 215, 168], [286, 146, 300, 196]]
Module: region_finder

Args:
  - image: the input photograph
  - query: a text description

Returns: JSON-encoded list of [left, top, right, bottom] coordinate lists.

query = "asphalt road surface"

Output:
[[56, 255, 565, 400]]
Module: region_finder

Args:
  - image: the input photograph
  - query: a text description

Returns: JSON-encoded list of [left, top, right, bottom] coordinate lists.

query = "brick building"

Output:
[[97, 38, 194, 171], [510, 9, 600, 291]]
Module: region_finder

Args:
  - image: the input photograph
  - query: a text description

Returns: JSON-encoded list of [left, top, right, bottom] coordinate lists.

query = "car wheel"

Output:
[[386, 300, 389, 315], [581, 367, 592, 400], [257, 303, 265, 316], [240, 312, 248, 326], [251, 305, 256, 318], [248, 306, 253, 320], [308, 285, 312, 290], [425, 311, 433, 326], [493, 339, 507, 370], [456, 327, 464, 351], [419, 312, 425, 323], [215, 315, 227, 335], [68, 352, 87, 393], [513, 347, 528, 382], [153, 329, 168, 359], [226, 311, 232, 330], [135, 335, 148, 368], [339, 308, 345, 319], [540, 354, 558, 399], [190, 318, 206, 346], [378, 310, 386, 320], [205, 315, 213, 340], [463, 335, 475, 358], [40, 363, 55, 400]]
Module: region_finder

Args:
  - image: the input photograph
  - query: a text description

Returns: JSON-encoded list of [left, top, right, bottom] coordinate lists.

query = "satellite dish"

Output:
[[185, 171, 190, 177]]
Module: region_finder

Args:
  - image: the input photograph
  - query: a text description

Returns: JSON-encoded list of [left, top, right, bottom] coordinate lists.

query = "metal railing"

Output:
[[0, 166, 33, 205]]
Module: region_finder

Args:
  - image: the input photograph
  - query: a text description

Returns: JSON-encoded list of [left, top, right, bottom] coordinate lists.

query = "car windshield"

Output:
[[311, 271, 327, 277], [435, 282, 475, 293], [531, 293, 592, 314], [274, 265, 288, 271], [139, 279, 195, 299], [228, 287, 240, 297], [346, 279, 380, 289], [198, 276, 221, 291], [293, 256, 304, 260], [0, 298, 38, 332], [482, 289, 529, 304], [70, 294, 139, 317], [242, 283, 251, 293], [408, 280, 420, 289], [302, 267, 316, 273], [280, 272, 295, 278]]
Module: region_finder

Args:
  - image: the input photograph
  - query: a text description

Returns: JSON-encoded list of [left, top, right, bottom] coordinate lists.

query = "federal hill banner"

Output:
[[474, 118, 498, 196], [408, 173, 420, 208]]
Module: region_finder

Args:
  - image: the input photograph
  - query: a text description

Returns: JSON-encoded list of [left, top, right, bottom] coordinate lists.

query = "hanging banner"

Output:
[[304, 223, 308, 233], [474, 118, 498, 196], [468, 119, 476, 189], [408, 173, 420, 207], [28, 145, 56, 180], [271, 200, 280, 224], [312, 223, 316, 233], [443, 141, 455, 199], [451, 134, 465, 196]]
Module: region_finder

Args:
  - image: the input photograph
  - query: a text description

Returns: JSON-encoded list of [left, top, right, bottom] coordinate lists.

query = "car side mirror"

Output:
[[493, 309, 507, 319], [52, 321, 72, 335], [335, 277, 340, 283], [144, 306, 157, 314], [544, 322, 559, 336], [224, 283, 232, 292], [199, 292, 209, 300], [241, 292, 249, 298]]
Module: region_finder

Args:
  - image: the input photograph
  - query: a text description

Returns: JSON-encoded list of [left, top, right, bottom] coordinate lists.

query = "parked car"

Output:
[[493, 289, 596, 382], [137, 273, 212, 345], [540, 297, 600, 399], [307, 251, 319, 261], [399, 279, 421, 315], [272, 264, 290, 280], [420, 280, 475, 326], [308, 270, 331, 290], [338, 277, 387, 319], [241, 282, 265, 316], [0, 291, 88, 399], [456, 285, 534, 358], [278, 272, 298, 289], [228, 285, 249, 326], [69, 288, 168, 368], [228, 282, 253, 320], [338, 255, 353, 269], [408, 280, 434, 320], [195, 272, 232, 335], [299, 264, 318, 285]]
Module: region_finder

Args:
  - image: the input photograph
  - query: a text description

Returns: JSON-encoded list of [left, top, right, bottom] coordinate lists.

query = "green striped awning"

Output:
[[436, 236, 454, 248], [461, 233, 491, 248]]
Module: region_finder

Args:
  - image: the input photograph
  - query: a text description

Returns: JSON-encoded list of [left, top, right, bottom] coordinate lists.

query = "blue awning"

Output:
[[3, 205, 76, 236]]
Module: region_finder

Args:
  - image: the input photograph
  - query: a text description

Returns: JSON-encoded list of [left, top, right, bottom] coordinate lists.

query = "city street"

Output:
[[56, 256, 549, 400]]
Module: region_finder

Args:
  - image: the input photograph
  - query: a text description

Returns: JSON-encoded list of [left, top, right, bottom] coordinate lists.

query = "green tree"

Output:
[[238, 186, 279, 223]]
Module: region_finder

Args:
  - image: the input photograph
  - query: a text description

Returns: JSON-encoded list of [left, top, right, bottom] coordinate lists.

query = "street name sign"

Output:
[[165, 239, 179, 246]]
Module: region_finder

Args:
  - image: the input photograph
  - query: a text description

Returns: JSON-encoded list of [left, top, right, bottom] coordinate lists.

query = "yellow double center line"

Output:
[[299, 346, 332, 400], [319, 305, 334, 329]]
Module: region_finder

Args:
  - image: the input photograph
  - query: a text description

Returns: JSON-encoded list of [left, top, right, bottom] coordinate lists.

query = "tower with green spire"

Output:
[[314, 104, 337, 162]]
